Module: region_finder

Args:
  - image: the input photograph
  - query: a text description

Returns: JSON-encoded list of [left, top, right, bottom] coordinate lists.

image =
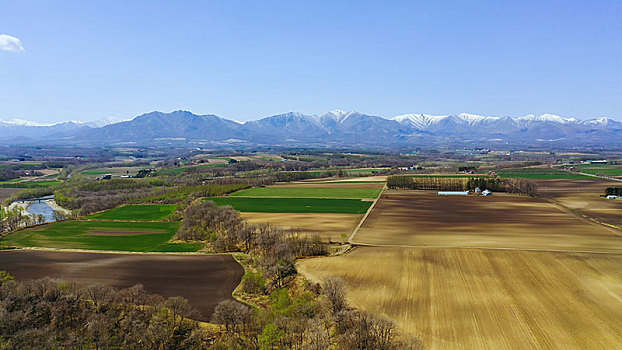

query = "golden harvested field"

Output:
[[354, 191, 621, 253], [241, 212, 361, 241], [534, 178, 622, 228], [298, 247, 622, 349]]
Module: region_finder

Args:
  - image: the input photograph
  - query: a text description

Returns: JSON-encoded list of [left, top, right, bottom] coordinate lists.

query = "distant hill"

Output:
[[1, 110, 621, 148]]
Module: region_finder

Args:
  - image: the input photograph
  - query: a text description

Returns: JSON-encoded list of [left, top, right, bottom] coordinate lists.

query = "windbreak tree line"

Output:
[[605, 187, 622, 196], [387, 176, 538, 196]]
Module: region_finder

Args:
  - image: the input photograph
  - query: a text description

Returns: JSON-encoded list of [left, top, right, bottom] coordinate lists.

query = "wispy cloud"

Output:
[[0, 34, 25, 53]]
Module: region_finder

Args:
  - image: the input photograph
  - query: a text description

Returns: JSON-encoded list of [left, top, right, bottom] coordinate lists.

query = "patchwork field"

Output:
[[81, 166, 150, 176], [573, 164, 622, 177], [205, 197, 372, 214], [86, 204, 178, 221], [241, 212, 362, 241], [230, 186, 381, 199], [498, 167, 591, 179], [534, 178, 622, 228], [0, 250, 243, 321], [354, 191, 621, 252], [1, 220, 202, 252], [298, 247, 622, 350]]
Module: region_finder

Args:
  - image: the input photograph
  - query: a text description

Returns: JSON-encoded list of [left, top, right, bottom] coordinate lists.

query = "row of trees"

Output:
[[605, 187, 622, 196], [388, 176, 538, 196]]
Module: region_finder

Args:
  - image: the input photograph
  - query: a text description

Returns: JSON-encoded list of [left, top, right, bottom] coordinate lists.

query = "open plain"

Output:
[[298, 247, 622, 349], [0, 250, 244, 321], [534, 178, 622, 228], [354, 190, 622, 253]]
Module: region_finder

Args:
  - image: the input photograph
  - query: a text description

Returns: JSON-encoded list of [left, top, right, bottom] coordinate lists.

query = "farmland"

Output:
[[241, 212, 362, 241], [1, 220, 202, 252], [0, 250, 244, 321], [534, 178, 622, 228], [497, 167, 591, 179], [205, 197, 372, 214], [229, 186, 381, 199], [86, 204, 178, 221], [572, 164, 622, 177], [354, 191, 621, 252], [0, 180, 62, 188], [298, 247, 622, 349]]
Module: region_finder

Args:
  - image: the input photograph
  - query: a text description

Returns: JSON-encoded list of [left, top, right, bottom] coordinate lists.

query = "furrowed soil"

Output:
[[241, 212, 362, 241], [534, 178, 622, 228], [0, 250, 244, 322], [354, 191, 621, 253], [298, 247, 622, 350]]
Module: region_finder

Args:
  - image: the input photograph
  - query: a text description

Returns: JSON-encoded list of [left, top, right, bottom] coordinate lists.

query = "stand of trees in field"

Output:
[[387, 176, 538, 196], [0, 273, 212, 349], [208, 276, 423, 350], [177, 201, 327, 288], [605, 187, 622, 196]]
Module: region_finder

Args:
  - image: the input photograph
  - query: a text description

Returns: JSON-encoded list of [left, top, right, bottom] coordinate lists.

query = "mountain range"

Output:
[[1, 110, 620, 148]]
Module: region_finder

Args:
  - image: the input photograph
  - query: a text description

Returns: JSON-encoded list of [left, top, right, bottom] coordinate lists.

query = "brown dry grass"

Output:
[[241, 212, 361, 241], [354, 191, 621, 253], [534, 178, 622, 228], [298, 247, 622, 349]]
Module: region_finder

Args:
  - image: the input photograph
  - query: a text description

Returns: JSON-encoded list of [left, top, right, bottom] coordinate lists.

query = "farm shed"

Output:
[[482, 189, 492, 196], [438, 191, 469, 196]]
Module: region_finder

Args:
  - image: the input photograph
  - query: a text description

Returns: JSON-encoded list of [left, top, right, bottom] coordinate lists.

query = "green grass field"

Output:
[[205, 197, 372, 214], [497, 168, 591, 179], [573, 164, 622, 176], [229, 187, 381, 199], [0, 180, 62, 188], [1, 220, 201, 252], [412, 174, 491, 178], [158, 163, 227, 175], [86, 204, 178, 221]]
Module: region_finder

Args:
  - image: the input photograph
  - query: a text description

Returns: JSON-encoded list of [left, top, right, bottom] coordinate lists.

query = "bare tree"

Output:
[[323, 277, 347, 314], [211, 300, 251, 333]]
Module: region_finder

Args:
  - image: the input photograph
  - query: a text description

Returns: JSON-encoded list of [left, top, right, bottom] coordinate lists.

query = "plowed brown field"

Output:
[[354, 191, 621, 253], [534, 178, 622, 228], [0, 250, 244, 321]]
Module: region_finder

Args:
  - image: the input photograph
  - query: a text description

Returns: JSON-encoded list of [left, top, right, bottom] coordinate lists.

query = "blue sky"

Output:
[[1, 0, 621, 123]]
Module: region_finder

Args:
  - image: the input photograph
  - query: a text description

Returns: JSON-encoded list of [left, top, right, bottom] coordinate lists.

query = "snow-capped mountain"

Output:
[[0, 110, 620, 146], [84, 116, 129, 128]]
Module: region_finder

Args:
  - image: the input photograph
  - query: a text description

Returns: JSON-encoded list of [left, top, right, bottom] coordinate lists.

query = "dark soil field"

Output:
[[0, 188, 19, 201], [0, 250, 244, 321], [354, 190, 622, 252], [534, 178, 622, 227]]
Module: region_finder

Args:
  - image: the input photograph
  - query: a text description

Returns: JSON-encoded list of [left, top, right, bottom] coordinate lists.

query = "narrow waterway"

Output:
[[26, 200, 56, 222]]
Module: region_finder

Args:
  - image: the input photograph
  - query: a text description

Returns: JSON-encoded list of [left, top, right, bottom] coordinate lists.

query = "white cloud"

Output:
[[0, 34, 25, 53]]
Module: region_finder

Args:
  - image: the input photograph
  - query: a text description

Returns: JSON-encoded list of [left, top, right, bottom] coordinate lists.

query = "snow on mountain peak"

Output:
[[1, 118, 51, 126]]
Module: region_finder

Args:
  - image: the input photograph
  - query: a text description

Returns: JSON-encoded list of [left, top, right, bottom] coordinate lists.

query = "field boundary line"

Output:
[[350, 242, 622, 255], [348, 184, 386, 244], [5, 246, 217, 256]]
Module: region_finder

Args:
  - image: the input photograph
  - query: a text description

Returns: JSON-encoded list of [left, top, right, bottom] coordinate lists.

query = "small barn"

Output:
[[474, 187, 481, 194], [438, 191, 469, 196], [481, 189, 492, 196]]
